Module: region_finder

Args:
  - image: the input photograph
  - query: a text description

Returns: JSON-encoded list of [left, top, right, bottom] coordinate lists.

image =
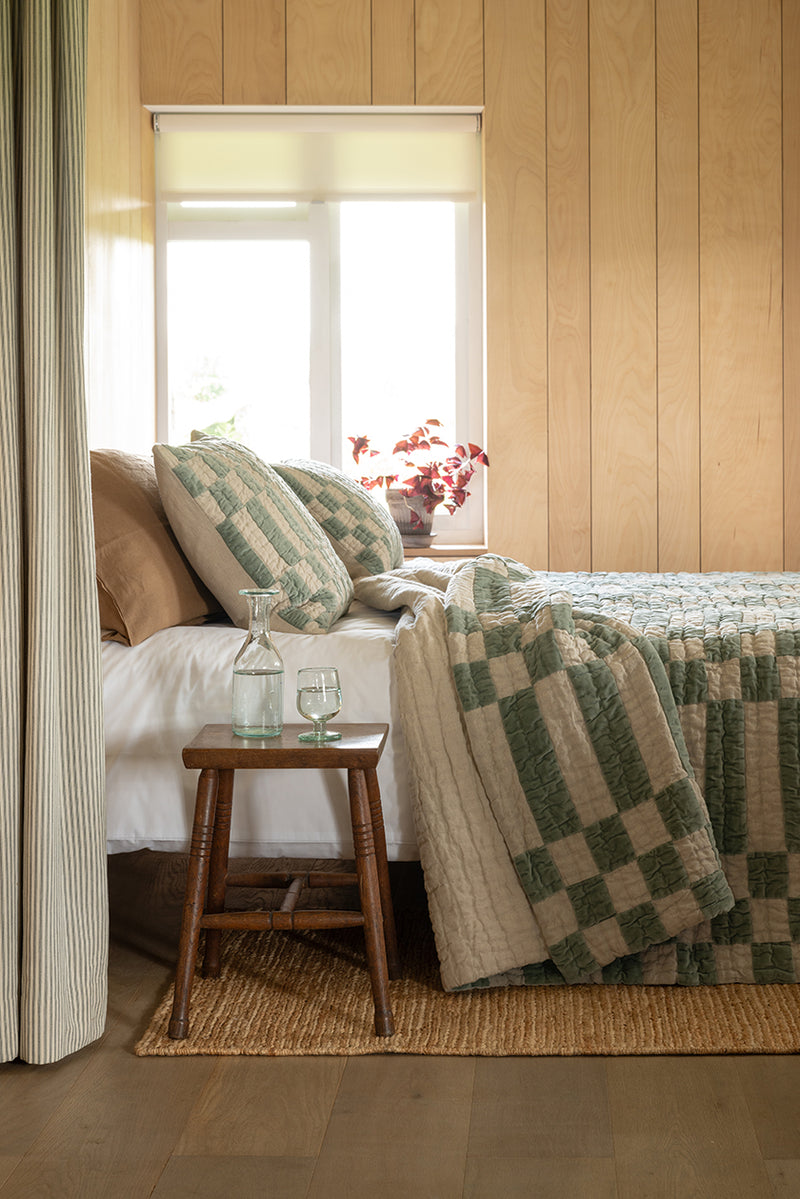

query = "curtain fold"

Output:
[[0, 0, 107, 1064]]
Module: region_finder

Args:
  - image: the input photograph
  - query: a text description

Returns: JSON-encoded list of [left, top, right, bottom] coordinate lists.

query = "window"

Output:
[[155, 112, 485, 545]]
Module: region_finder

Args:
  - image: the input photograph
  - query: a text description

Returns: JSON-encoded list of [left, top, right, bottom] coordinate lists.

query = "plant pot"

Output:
[[385, 489, 440, 547]]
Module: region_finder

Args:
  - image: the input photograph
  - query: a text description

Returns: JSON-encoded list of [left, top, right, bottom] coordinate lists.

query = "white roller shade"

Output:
[[154, 111, 482, 201]]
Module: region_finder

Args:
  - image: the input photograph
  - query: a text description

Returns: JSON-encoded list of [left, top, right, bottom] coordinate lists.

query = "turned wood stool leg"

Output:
[[169, 767, 219, 1039], [203, 768, 234, 978], [348, 767, 394, 1037], [365, 766, 401, 980]]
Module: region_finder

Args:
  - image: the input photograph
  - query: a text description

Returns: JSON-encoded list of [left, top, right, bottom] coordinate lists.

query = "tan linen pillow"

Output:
[[91, 448, 219, 646]]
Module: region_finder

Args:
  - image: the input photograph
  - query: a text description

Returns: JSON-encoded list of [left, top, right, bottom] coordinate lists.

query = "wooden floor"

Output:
[[2, 852, 800, 1198]]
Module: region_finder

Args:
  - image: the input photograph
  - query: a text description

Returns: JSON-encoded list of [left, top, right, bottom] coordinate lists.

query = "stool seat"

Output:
[[169, 723, 401, 1040]]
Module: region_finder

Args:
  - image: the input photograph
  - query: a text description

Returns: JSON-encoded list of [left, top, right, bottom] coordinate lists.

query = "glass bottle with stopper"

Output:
[[232, 589, 284, 737]]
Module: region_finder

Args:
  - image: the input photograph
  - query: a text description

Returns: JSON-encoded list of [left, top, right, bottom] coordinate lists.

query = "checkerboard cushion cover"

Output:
[[153, 437, 353, 633], [273, 459, 403, 579]]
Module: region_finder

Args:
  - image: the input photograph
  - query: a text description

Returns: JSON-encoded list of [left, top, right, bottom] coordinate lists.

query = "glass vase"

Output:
[[231, 589, 284, 738]]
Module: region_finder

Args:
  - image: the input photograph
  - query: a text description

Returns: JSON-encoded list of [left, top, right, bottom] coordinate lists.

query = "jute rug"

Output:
[[136, 910, 800, 1056]]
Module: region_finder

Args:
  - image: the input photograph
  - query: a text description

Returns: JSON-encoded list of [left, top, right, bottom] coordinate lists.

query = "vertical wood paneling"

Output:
[[223, 0, 286, 104], [416, 0, 484, 105], [484, 0, 548, 563], [286, 0, 371, 105], [784, 3, 800, 570], [590, 0, 657, 572], [699, 0, 783, 571], [372, 0, 415, 104], [87, 0, 155, 453], [656, 0, 700, 571], [546, 0, 591, 571], [121, 0, 797, 570], [140, 0, 222, 104]]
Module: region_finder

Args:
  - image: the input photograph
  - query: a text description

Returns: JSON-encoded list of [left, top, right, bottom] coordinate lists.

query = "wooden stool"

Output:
[[168, 723, 401, 1040]]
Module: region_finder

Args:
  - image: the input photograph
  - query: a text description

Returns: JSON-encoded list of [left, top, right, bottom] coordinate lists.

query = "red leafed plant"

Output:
[[348, 419, 489, 529]]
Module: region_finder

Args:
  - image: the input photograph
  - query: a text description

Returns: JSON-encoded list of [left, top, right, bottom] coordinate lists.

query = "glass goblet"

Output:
[[296, 666, 342, 742]]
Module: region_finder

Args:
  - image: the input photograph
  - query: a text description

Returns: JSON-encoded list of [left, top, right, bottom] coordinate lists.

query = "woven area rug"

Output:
[[135, 910, 800, 1056]]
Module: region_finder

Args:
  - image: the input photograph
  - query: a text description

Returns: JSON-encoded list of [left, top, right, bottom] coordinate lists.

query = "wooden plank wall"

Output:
[[123, 0, 796, 571], [589, 0, 658, 572], [698, 0, 783, 572], [785, 0, 800, 571], [86, 0, 156, 453], [484, 1, 548, 562], [656, 0, 700, 572]]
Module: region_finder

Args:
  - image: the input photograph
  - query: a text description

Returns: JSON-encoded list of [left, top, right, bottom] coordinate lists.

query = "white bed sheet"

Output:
[[103, 601, 417, 860]]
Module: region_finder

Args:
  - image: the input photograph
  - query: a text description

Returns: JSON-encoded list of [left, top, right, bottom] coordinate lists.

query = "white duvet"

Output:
[[103, 601, 416, 859]]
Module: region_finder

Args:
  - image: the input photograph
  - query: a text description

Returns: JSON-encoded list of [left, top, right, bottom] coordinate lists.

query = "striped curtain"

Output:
[[0, 1, 106, 1062]]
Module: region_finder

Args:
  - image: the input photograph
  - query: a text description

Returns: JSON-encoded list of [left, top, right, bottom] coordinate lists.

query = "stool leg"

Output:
[[169, 768, 218, 1039], [349, 768, 394, 1037], [365, 767, 401, 980], [203, 768, 234, 978]]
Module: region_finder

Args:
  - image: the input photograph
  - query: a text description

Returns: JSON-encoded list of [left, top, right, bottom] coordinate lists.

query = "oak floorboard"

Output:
[[608, 1057, 774, 1199], [0, 1157, 168, 1199], [107, 937, 173, 996], [103, 951, 175, 1053], [736, 1055, 800, 1159], [0, 1050, 96, 1158], [308, 1056, 475, 1199], [766, 1160, 800, 1197], [463, 1155, 618, 1198], [151, 1154, 316, 1198], [0, 938, 175, 1171], [0, 1163, 18, 1190], [309, 1146, 467, 1199], [20, 1050, 215, 1166], [174, 1056, 346, 1158], [468, 1058, 613, 1158]]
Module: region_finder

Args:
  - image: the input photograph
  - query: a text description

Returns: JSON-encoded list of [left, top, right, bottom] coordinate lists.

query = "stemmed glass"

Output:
[[296, 666, 342, 742]]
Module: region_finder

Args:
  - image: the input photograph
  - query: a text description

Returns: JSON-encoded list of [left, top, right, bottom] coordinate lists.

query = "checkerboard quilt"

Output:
[[434, 558, 800, 988], [524, 568, 800, 987], [445, 557, 735, 983]]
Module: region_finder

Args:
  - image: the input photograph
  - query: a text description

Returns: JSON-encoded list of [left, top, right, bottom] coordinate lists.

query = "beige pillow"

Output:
[[153, 436, 354, 632], [91, 449, 219, 646]]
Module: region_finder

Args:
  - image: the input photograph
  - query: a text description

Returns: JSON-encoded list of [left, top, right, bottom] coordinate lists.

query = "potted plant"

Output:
[[349, 419, 489, 542]]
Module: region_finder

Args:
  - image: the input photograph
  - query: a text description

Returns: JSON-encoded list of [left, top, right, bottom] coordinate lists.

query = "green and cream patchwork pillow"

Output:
[[153, 437, 353, 633], [273, 459, 403, 580]]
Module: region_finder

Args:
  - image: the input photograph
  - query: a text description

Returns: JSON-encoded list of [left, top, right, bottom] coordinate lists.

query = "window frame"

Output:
[[154, 113, 486, 547]]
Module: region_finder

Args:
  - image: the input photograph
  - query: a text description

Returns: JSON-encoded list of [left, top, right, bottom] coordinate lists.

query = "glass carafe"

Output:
[[231, 589, 284, 737]]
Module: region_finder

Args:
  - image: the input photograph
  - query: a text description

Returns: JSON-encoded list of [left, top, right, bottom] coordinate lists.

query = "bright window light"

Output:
[[166, 239, 311, 457], [339, 201, 457, 461], [160, 193, 483, 543]]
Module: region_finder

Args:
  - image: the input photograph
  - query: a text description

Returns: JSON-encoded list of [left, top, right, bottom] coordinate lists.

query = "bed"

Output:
[[103, 604, 414, 859], [93, 443, 800, 994], [94, 442, 416, 861]]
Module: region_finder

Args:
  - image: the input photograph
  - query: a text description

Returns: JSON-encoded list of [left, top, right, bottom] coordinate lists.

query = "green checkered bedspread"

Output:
[[446, 558, 800, 987]]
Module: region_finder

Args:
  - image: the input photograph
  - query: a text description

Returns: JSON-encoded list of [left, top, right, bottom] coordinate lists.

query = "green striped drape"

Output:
[[0, 0, 107, 1063]]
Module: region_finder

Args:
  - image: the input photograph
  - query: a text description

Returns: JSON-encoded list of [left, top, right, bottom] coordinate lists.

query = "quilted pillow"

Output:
[[273, 459, 404, 579], [153, 436, 353, 633]]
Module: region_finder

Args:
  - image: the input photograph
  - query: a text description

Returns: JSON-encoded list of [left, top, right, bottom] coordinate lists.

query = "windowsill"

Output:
[[402, 544, 487, 560]]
